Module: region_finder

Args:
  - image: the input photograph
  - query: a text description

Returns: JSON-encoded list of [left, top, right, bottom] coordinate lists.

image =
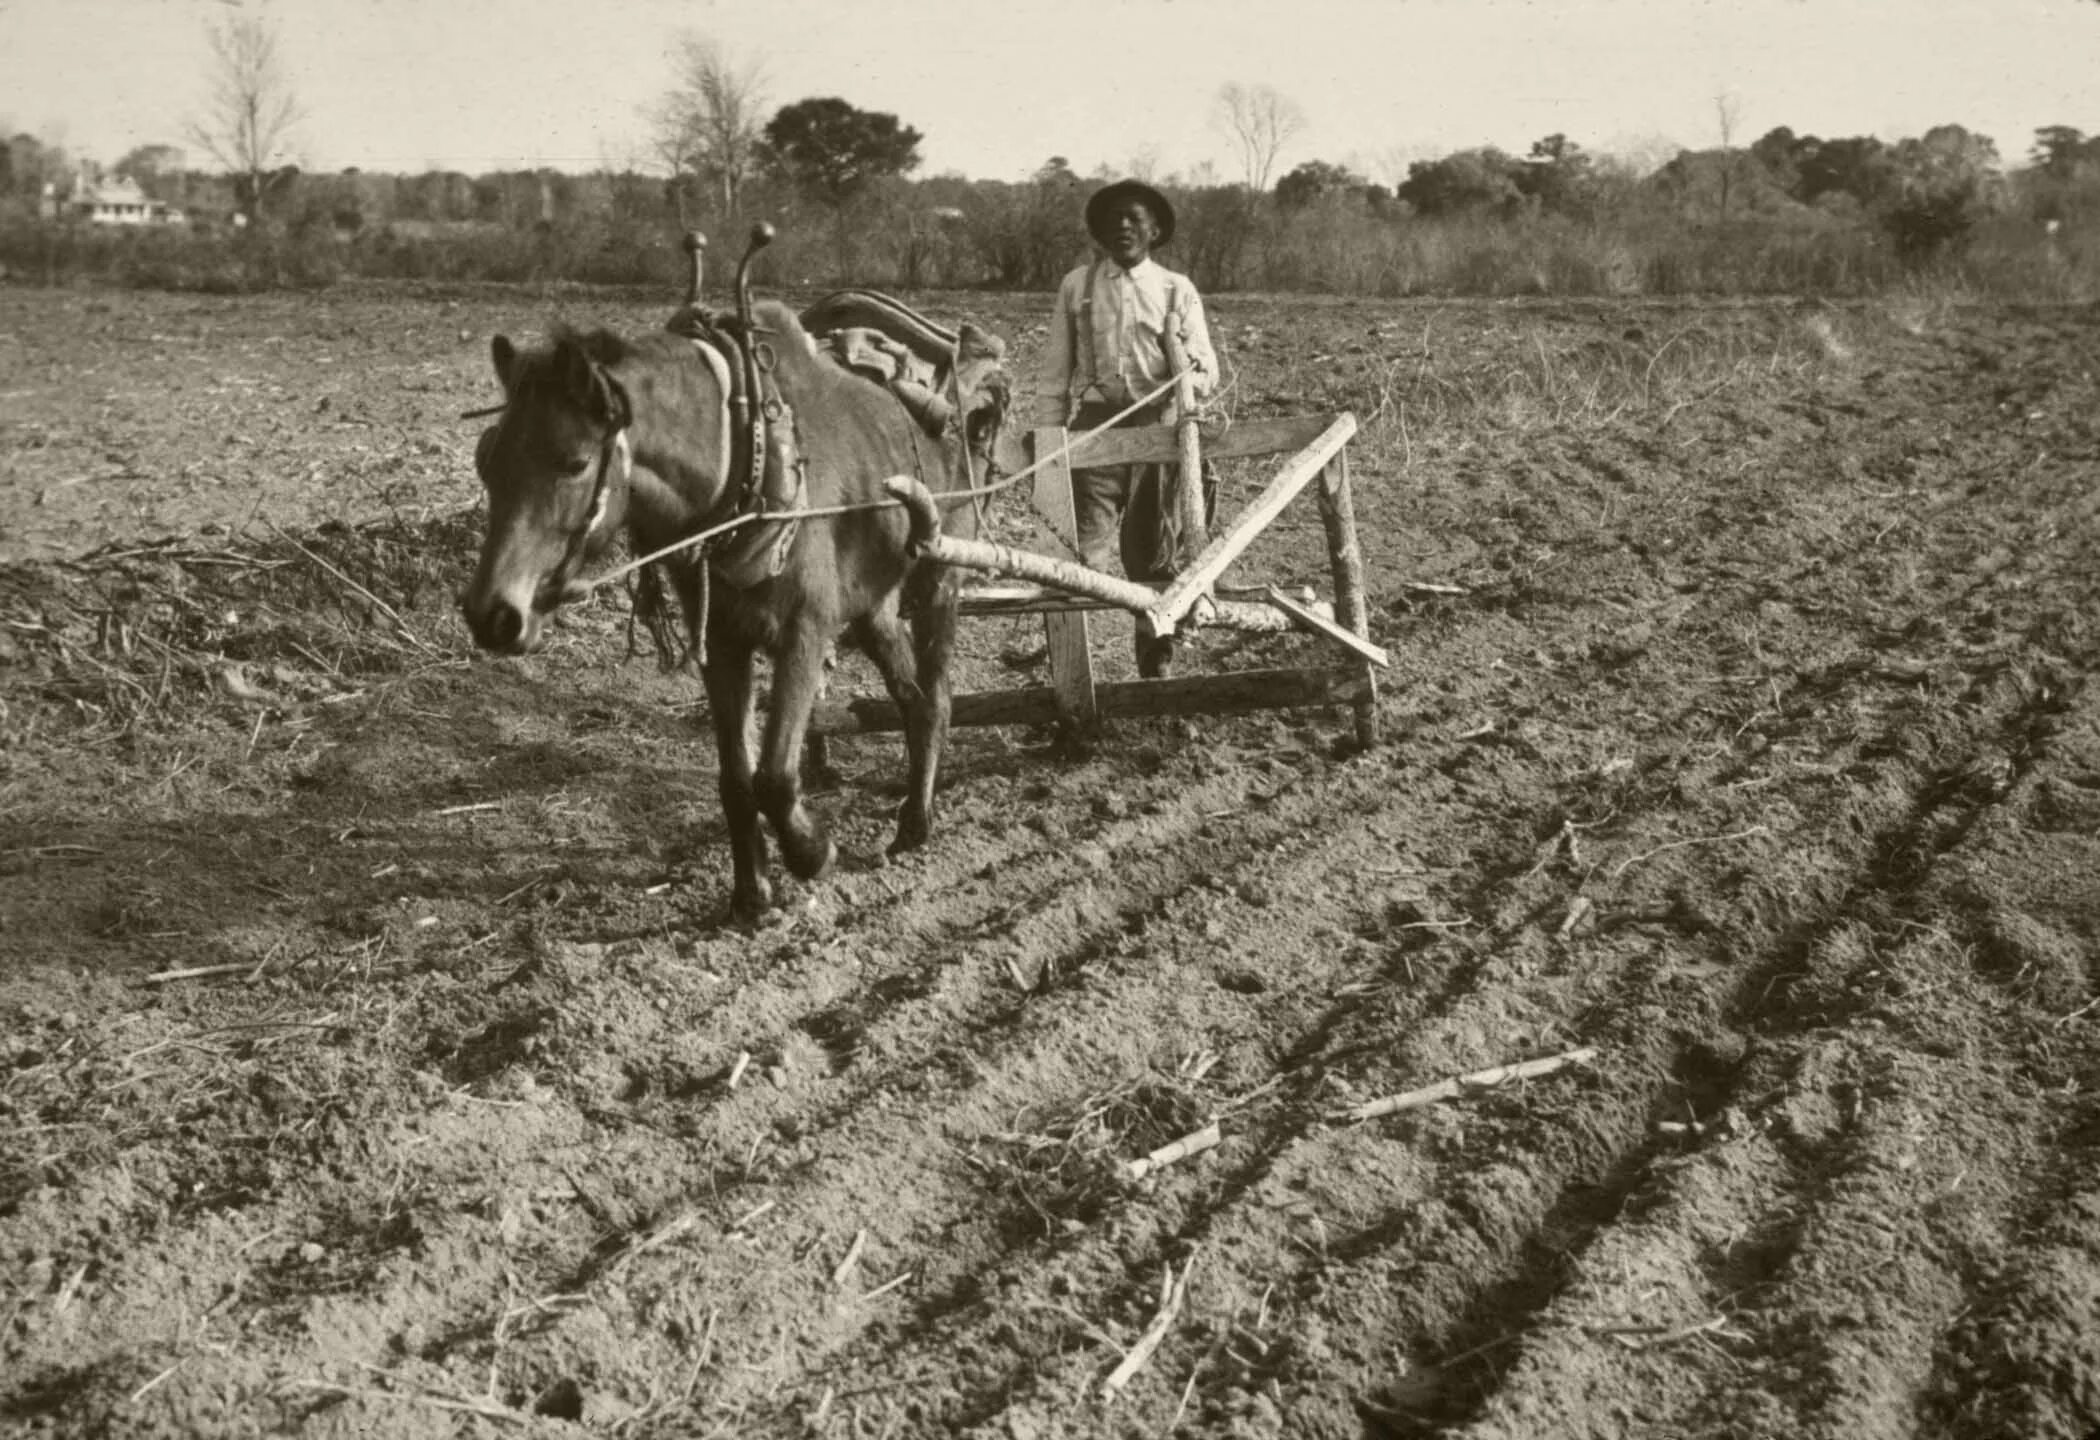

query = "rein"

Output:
[[582, 366, 1190, 596], [460, 344, 1190, 602]]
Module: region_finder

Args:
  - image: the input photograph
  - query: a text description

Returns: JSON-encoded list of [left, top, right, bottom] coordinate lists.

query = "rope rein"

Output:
[[581, 366, 1191, 595]]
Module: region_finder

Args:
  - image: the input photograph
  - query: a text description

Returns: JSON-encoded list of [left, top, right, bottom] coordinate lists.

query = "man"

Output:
[[1035, 179, 1219, 677]]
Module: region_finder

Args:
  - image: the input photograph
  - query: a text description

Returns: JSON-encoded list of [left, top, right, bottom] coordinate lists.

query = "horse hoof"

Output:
[[783, 832, 836, 882], [887, 815, 931, 857], [729, 878, 775, 927]]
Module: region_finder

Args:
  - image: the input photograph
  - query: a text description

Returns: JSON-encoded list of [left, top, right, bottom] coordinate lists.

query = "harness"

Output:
[[463, 268, 1012, 672], [664, 305, 807, 590]]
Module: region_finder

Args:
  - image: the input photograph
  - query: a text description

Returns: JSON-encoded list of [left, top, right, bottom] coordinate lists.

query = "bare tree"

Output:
[[650, 34, 767, 220], [186, 13, 301, 224], [1714, 90, 1743, 223], [1214, 81, 1306, 192]]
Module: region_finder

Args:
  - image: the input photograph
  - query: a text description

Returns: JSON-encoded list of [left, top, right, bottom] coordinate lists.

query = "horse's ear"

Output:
[[555, 341, 597, 408], [491, 335, 518, 390], [600, 371, 634, 431]]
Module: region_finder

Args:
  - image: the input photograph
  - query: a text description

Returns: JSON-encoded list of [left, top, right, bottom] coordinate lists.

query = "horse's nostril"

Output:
[[488, 603, 524, 649]]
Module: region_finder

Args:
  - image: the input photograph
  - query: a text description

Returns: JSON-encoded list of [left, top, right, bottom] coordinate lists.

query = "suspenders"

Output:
[[1069, 260, 1189, 416], [1073, 258, 1105, 410]]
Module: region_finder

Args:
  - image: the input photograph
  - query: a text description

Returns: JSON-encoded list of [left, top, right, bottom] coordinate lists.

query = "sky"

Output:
[[3, 0, 2098, 183]]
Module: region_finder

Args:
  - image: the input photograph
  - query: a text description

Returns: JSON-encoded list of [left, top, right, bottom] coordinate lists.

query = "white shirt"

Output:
[[1034, 256, 1218, 426]]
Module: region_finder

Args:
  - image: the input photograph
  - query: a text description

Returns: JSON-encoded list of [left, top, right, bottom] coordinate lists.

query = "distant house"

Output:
[[56, 174, 186, 227]]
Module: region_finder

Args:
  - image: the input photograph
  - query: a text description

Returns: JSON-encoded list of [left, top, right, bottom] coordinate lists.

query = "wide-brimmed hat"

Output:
[[1085, 179, 1175, 248]]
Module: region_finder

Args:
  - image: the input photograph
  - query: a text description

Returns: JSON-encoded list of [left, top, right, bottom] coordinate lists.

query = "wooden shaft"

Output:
[[1317, 446, 1380, 748], [1146, 413, 1357, 636], [811, 665, 1374, 735], [886, 474, 1162, 619], [920, 532, 1165, 615]]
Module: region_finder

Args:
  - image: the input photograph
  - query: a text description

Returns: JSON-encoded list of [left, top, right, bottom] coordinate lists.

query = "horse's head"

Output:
[[461, 331, 632, 654]]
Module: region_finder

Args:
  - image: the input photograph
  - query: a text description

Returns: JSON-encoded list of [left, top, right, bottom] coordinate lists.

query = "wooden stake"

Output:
[[1317, 447, 1380, 748], [1101, 1258, 1195, 1400], [859, 1269, 914, 1304], [1127, 1122, 1222, 1182], [144, 962, 258, 985], [831, 1229, 868, 1288], [1030, 426, 1098, 732], [1330, 1046, 1598, 1123], [1161, 325, 1208, 570]]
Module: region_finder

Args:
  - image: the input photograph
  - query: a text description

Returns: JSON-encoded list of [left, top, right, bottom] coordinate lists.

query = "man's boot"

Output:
[[1136, 632, 1176, 679]]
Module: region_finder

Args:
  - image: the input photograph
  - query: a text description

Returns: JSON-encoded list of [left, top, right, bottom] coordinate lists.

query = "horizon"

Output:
[[3, 0, 2098, 185]]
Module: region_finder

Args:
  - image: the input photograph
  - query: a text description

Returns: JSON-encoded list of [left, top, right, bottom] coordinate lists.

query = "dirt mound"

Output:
[[3, 286, 2098, 1438]]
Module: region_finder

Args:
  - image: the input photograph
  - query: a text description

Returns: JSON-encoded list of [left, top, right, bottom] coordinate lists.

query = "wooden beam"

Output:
[[811, 665, 1375, 735], [961, 583, 1316, 633], [1006, 414, 1338, 473], [1146, 413, 1358, 636], [1264, 584, 1390, 666], [1030, 427, 1096, 731], [995, 416, 1338, 477], [961, 580, 1321, 611], [815, 685, 1061, 734]]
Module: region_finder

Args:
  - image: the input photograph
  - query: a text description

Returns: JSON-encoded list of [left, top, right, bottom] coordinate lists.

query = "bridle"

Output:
[[542, 421, 630, 608], [469, 362, 634, 612]]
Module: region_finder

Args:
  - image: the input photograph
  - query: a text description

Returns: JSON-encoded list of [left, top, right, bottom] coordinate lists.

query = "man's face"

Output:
[[1100, 199, 1159, 267]]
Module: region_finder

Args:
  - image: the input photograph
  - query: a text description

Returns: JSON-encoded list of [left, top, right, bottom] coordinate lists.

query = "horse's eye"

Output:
[[558, 458, 592, 480]]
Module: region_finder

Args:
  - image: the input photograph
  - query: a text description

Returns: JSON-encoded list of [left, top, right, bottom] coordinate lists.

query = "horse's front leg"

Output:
[[753, 617, 837, 882], [700, 617, 772, 925]]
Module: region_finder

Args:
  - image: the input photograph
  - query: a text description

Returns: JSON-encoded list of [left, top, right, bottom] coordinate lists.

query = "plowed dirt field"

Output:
[[2, 282, 2098, 1439]]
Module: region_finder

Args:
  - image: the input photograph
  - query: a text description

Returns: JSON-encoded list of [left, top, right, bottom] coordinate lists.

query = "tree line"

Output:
[[2, 16, 2096, 299]]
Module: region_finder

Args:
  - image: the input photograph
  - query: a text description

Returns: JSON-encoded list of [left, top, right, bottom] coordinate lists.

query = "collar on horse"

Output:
[[664, 305, 807, 589]]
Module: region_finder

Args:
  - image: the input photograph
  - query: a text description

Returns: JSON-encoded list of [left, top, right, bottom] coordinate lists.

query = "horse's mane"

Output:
[[528, 307, 872, 399], [545, 324, 641, 367]]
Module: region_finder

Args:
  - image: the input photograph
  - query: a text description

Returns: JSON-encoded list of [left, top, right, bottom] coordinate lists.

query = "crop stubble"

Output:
[[2, 284, 2098, 1438]]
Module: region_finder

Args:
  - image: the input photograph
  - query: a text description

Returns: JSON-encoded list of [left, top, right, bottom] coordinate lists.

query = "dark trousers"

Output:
[[1068, 400, 1217, 581], [1067, 399, 1217, 675]]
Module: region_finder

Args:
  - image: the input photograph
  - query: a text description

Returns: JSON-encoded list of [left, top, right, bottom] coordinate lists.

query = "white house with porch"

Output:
[[48, 175, 186, 227]]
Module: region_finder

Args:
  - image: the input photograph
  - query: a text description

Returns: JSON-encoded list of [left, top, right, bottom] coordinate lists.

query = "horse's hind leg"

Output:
[[903, 589, 960, 853], [855, 607, 935, 854], [753, 617, 837, 882], [701, 624, 772, 924]]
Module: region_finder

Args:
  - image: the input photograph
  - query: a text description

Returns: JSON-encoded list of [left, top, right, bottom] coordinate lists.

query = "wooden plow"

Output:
[[812, 406, 1386, 749], [658, 227, 1383, 747]]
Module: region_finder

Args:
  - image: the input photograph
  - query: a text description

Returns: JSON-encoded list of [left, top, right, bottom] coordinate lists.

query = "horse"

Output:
[[459, 298, 1006, 923]]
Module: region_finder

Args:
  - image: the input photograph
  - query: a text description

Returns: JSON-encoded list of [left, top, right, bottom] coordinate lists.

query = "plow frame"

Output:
[[810, 409, 1382, 748]]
